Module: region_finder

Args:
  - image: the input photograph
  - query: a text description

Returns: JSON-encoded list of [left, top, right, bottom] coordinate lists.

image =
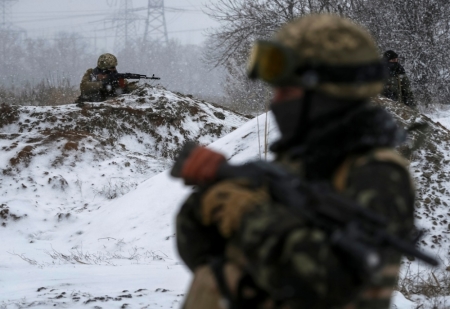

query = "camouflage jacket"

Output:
[[176, 105, 415, 309], [79, 68, 138, 102], [382, 63, 415, 107]]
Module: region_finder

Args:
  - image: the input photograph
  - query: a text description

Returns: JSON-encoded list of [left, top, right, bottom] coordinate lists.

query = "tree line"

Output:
[[205, 0, 450, 112], [0, 30, 224, 105]]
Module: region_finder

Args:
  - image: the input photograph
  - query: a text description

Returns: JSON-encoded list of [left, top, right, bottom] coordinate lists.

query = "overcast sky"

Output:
[[10, 0, 219, 52]]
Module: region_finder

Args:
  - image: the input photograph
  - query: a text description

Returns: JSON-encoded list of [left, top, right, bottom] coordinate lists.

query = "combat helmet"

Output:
[[248, 14, 385, 100], [97, 53, 118, 70]]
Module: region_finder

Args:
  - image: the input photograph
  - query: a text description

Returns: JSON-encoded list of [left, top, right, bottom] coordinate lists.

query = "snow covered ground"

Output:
[[0, 86, 253, 308], [0, 85, 248, 238], [0, 108, 277, 308], [1, 93, 449, 308], [427, 105, 450, 130]]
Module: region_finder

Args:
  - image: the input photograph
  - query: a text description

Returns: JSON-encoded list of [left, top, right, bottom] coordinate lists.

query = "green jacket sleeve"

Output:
[[80, 68, 103, 96], [176, 190, 227, 271], [400, 74, 415, 107], [233, 160, 415, 308]]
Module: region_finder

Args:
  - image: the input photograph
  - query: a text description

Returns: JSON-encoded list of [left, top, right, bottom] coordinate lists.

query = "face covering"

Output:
[[270, 92, 365, 151], [387, 62, 399, 69], [387, 62, 405, 75], [270, 97, 306, 147]]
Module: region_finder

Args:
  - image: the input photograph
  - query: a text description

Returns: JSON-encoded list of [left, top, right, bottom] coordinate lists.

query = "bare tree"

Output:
[[206, 0, 450, 109], [205, 0, 340, 67], [204, 0, 344, 112], [341, 0, 450, 106]]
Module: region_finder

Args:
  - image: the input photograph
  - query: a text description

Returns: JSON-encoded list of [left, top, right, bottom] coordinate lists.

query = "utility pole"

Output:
[[0, 0, 17, 31], [143, 0, 169, 46]]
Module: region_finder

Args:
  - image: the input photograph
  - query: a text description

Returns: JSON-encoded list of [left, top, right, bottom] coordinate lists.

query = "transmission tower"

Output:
[[113, 0, 140, 52], [0, 0, 17, 30], [143, 0, 168, 46]]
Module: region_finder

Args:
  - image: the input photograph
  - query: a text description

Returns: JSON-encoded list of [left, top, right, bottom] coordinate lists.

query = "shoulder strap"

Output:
[[333, 148, 409, 192]]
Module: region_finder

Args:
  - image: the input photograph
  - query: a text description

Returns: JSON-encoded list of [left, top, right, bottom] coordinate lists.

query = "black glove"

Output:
[[102, 75, 119, 92]]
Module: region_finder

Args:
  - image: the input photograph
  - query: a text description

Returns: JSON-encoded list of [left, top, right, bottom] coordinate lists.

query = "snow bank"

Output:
[[3, 94, 449, 308]]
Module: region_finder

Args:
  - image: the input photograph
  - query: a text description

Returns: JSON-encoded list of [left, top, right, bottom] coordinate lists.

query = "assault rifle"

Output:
[[109, 73, 161, 81], [171, 142, 438, 277], [103, 72, 161, 91]]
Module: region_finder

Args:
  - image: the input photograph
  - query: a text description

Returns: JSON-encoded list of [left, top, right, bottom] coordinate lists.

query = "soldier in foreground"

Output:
[[75, 53, 138, 106], [382, 50, 415, 107], [174, 15, 428, 309]]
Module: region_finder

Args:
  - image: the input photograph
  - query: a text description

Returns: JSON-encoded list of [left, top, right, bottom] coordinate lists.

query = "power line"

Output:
[[12, 9, 114, 15], [0, 0, 16, 29], [113, 0, 141, 51], [0, 0, 25, 38], [12, 12, 114, 23], [39, 27, 208, 41], [11, 2, 209, 52], [11, 6, 200, 18]]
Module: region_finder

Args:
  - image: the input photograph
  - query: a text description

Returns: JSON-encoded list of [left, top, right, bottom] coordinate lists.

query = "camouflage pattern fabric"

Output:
[[201, 179, 271, 238], [176, 14, 414, 309], [79, 68, 103, 100], [78, 68, 138, 103], [382, 62, 415, 107], [176, 149, 415, 309], [274, 15, 384, 100], [97, 53, 118, 70], [382, 74, 415, 107]]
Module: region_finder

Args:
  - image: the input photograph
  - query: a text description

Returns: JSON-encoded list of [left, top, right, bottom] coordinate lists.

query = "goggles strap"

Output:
[[297, 62, 386, 84]]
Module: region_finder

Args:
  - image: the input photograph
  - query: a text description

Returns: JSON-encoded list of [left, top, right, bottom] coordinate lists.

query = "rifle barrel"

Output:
[[112, 73, 161, 80]]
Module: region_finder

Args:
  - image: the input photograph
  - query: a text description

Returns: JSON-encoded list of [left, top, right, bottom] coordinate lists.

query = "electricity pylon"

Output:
[[113, 0, 140, 52], [0, 0, 17, 30], [143, 0, 168, 46]]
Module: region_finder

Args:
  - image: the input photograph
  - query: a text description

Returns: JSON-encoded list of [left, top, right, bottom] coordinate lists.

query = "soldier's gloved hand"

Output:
[[181, 147, 226, 185], [201, 180, 270, 238]]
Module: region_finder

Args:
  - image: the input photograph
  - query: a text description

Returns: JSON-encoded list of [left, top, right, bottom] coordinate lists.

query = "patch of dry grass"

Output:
[[397, 259, 450, 308], [0, 78, 79, 106]]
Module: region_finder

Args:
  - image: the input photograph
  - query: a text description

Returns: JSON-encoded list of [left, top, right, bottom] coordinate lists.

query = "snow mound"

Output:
[[3, 94, 450, 308], [375, 97, 450, 253], [0, 85, 250, 224], [375, 97, 450, 307], [0, 110, 277, 308]]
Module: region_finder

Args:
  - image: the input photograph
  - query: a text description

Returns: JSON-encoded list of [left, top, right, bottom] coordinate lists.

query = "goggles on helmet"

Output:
[[247, 40, 387, 88], [247, 40, 299, 86]]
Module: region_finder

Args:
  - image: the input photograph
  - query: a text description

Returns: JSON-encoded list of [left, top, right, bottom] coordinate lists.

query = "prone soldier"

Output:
[[76, 53, 137, 105]]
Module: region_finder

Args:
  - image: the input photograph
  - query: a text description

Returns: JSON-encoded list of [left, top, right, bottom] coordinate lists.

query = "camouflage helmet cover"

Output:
[[97, 53, 118, 70], [274, 14, 383, 99]]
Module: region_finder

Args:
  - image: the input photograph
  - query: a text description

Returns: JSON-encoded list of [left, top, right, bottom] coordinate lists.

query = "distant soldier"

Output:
[[382, 50, 415, 107], [75, 53, 138, 106]]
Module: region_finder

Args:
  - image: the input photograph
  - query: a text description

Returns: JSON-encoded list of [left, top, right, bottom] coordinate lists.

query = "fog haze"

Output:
[[0, 0, 227, 103], [13, 0, 218, 51]]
